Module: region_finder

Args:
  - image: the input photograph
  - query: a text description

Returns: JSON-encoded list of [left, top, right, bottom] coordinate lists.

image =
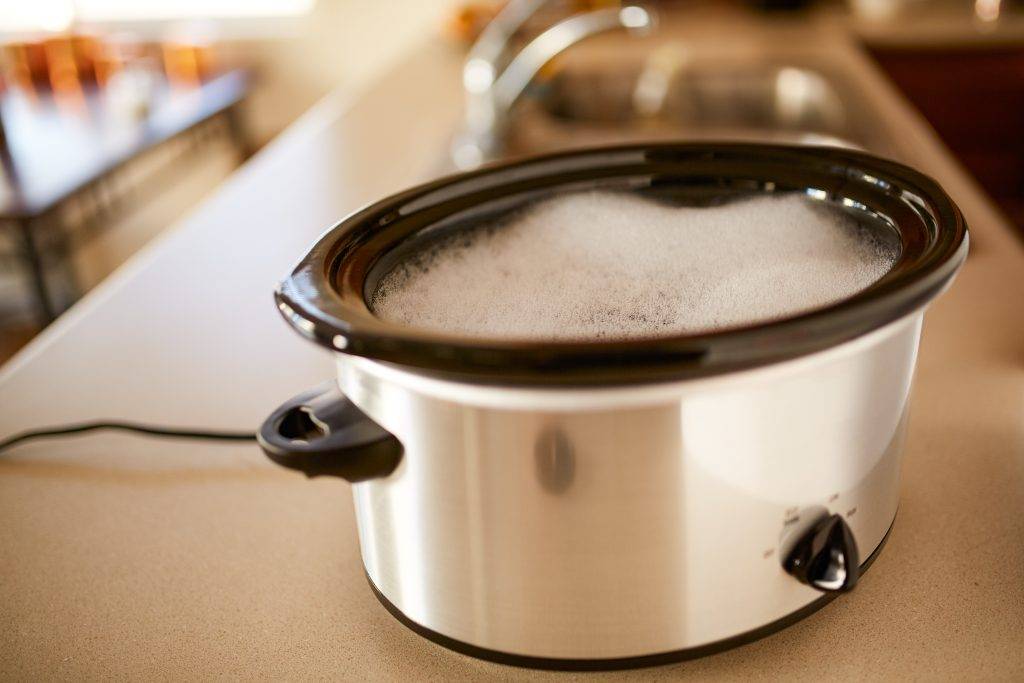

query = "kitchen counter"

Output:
[[1, 14, 1023, 680], [833, 4, 1024, 48]]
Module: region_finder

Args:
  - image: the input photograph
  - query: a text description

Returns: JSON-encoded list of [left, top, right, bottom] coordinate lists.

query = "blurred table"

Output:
[[0, 69, 251, 323]]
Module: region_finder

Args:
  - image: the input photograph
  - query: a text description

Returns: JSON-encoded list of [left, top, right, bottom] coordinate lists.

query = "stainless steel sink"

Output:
[[495, 51, 899, 161]]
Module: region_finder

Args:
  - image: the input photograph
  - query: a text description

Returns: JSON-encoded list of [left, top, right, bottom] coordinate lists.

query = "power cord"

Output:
[[0, 421, 256, 455]]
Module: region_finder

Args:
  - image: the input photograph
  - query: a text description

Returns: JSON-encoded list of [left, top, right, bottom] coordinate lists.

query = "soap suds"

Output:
[[371, 192, 898, 340]]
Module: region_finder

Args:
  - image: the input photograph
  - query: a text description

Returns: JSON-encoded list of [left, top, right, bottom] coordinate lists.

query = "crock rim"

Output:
[[275, 142, 968, 386]]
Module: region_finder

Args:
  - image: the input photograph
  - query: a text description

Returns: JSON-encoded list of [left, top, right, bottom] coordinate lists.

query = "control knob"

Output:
[[783, 513, 859, 592]]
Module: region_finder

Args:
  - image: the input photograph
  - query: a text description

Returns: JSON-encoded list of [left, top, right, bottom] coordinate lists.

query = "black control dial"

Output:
[[783, 513, 860, 592]]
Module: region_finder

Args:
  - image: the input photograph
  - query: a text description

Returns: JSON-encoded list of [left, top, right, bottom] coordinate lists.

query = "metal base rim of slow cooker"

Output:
[[365, 517, 894, 671]]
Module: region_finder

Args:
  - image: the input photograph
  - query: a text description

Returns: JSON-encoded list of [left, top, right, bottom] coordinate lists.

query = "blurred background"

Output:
[[0, 0, 466, 362], [0, 0, 1020, 363]]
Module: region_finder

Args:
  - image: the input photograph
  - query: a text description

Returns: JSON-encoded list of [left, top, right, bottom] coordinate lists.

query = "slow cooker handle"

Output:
[[258, 381, 402, 483]]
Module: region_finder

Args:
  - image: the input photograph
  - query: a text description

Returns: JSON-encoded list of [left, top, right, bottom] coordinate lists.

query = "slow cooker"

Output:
[[257, 143, 968, 669]]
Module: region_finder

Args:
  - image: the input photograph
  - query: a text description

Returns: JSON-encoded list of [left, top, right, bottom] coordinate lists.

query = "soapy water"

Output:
[[370, 192, 899, 341]]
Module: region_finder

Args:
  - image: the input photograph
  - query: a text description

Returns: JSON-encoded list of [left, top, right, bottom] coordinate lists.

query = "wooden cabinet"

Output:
[[869, 45, 1024, 229]]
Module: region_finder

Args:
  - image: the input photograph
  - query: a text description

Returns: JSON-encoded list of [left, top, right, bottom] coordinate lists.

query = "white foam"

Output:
[[371, 192, 899, 340]]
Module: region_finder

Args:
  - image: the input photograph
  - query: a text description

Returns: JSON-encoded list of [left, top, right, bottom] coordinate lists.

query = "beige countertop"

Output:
[[1, 14, 1023, 680], [835, 4, 1024, 48], [776, 0, 1024, 49]]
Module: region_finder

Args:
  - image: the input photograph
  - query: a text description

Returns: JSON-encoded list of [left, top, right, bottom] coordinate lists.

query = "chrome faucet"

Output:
[[452, 2, 656, 169]]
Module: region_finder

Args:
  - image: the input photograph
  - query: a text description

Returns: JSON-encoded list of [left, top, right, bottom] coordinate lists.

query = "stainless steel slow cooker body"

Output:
[[259, 143, 968, 669]]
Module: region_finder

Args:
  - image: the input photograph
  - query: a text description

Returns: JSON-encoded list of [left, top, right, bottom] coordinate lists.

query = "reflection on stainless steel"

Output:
[[534, 428, 575, 494], [975, 0, 1002, 23], [339, 314, 920, 659], [452, 3, 656, 170], [632, 44, 690, 117], [774, 67, 845, 130], [502, 57, 887, 160]]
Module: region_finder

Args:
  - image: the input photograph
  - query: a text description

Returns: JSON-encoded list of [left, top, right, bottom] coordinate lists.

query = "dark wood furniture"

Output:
[[869, 44, 1024, 232], [0, 69, 251, 323]]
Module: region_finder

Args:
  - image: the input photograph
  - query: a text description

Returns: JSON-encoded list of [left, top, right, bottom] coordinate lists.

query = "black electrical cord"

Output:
[[0, 421, 257, 455]]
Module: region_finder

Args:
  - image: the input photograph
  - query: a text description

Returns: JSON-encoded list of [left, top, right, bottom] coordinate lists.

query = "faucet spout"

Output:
[[453, 4, 656, 170], [463, 0, 549, 96], [492, 6, 655, 113]]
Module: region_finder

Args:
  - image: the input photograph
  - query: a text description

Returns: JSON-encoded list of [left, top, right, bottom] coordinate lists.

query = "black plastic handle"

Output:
[[258, 381, 402, 483]]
